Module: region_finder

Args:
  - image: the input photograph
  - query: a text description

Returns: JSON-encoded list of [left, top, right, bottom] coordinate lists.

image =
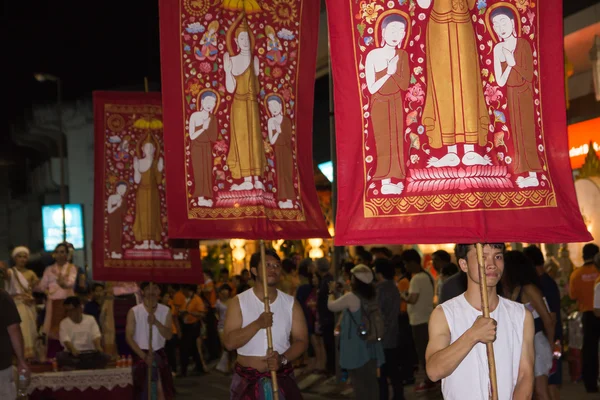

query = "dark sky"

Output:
[[3, 0, 597, 160]]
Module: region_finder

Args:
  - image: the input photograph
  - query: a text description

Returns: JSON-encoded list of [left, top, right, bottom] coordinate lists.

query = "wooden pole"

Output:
[[148, 309, 153, 400], [476, 243, 498, 400], [144, 77, 149, 93], [260, 240, 280, 400]]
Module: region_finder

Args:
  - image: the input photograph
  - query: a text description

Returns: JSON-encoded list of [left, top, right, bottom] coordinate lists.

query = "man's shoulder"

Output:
[[499, 296, 526, 316], [276, 289, 295, 304]]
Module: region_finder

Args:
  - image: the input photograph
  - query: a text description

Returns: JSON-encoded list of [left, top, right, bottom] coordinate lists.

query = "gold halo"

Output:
[[485, 2, 522, 43], [264, 93, 285, 118], [374, 9, 412, 49], [197, 88, 221, 114]]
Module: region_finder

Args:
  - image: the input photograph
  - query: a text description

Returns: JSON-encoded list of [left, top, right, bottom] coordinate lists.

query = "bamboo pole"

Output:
[[148, 307, 153, 399], [144, 77, 149, 93], [260, 240, 280, 400], [476, 244, 498, 400]]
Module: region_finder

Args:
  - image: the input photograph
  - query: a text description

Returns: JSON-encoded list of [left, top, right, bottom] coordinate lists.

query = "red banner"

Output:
[[159, 0, 329, 240], [93, 92, 202, 283], [327, 0, 591, 244]]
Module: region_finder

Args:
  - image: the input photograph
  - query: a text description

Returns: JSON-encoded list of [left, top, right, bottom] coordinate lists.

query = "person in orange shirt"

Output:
[[569, 243, 600, 393], [179, 284, 206, 376], [220, 267, 237, 297], [162, 291, 181, 375]]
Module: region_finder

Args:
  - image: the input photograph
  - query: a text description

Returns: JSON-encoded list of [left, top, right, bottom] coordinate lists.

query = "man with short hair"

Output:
[[1, 266, 30, 400], [375, 258, 404, 400], [316, 257, 336, 375], [400, 249, 435, 392], [126, 282, 175, 400], [569, 243, 600, 393], [58, 296, 109, 370], [524, 245, 563, 399], [223, 250, 308, 399], [426, 244, 534, 399], [84, 283, 105, 325]]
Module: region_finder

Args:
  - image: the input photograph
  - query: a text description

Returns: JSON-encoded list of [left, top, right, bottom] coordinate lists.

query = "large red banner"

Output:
[[327, 0, 591, 244], [93, 92, 202, 283], [159, 0, 329, 240]]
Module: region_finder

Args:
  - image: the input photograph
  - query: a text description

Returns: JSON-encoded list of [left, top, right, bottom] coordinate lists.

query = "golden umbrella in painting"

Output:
[[222, 0, 262, 13], [133, 117, 163, 130]]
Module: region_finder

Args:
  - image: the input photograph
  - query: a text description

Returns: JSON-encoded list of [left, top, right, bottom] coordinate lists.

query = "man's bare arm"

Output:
[[513, 311, 534, 399], [282, 300, 309, 362], [153, 310, 173, 340], [425, 307, 479, 382], [222, 296, 264, 351], [7, 324, 26, 363], [125, 309, 145, 359]]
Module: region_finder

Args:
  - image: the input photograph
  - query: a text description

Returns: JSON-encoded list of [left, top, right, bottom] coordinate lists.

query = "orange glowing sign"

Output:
[[568, 118, 600, 169]]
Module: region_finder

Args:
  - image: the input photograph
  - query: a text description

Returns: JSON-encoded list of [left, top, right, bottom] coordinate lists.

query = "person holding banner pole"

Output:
[[126, 282, 175, 400], [223, 248, 308, 400], [425, 244, 534, 400]]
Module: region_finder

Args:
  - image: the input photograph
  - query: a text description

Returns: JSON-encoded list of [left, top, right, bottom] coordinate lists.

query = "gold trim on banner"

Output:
[[104, 259, 192, 269], [364, 190, 556, 217], [188, 206, 306, 221]]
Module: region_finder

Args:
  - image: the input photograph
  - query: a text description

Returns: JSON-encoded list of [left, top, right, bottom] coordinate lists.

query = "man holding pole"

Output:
[[223, 249, 308, 399], [425, 244, 535, 400], [126, 282, 175, 400]]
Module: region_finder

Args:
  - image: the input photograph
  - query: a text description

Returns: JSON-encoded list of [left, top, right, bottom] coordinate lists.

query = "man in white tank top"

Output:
[[126, 282, 175, 400], [223, 250, 308, 400], [425, 244, 535, 400]]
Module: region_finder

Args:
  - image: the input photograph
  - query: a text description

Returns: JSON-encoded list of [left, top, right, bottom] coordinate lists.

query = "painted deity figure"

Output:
[[223, 20, 266, 191], [189, 91, 219, 206], [265, 25, 287, 66], [114, 137, 130, 162], [133, 139, 163, 249], [418, 0, 491, 168], [196, 21, 219, 61], [107, 182, 127, 259], [266, 95, 294, 209], [365, 14, 410, 195], [491, 7, 542, 188]]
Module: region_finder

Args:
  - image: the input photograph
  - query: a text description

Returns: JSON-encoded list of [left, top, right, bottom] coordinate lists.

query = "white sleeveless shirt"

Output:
[[237, 288, 294, 356], [132, 303, 170, 351], [440, 294, 525, 400]]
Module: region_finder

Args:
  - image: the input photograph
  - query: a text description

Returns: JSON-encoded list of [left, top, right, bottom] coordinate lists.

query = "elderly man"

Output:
[[57, 296, 109, 370]]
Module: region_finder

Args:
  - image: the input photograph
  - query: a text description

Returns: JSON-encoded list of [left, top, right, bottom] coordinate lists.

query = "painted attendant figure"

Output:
[[418, 0, 491, 168], [365, 13, 411, 195], [189, 90, 219, 207], [223, 19, 267, 192], [266, 95, 295, 209], [491, 6, 543, 188], [107, 182, 127, 259]]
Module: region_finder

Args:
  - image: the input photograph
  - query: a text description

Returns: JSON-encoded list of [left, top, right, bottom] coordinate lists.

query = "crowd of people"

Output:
[[1, 241, 600, 400]]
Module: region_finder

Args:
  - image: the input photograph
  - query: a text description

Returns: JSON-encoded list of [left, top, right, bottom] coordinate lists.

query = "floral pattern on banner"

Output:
[[351, 0, 553, 209], [102, 103, 189, 263], [180, 0, 305, 218]]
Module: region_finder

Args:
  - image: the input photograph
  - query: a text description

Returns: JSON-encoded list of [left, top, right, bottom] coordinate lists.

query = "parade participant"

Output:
[[57, 296, 109, 370], [223, 249, 308, 399], [426, 244, 535, 399], [37, 243, 77, 358], [4, 246, 39, 360], [126, 282, 175, 400], [1, 278, 30, 400]]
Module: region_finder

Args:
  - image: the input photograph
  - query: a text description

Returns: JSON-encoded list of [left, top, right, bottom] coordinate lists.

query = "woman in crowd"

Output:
[[37, 242, 77, 358], [4, 246, 39, 360], [503, 250, 554, 400], [327, 265, 384, 399]]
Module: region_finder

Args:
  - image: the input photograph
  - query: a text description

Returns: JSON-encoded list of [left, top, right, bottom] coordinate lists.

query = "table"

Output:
[[28, 367, 133, 400]]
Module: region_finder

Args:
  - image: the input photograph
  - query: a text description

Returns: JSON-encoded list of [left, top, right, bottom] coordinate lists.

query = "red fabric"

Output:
[[93, 92, 203, 283], [327, 0, 591, 245], [30, 386, 133, 400], [159, 0, 329, 240]]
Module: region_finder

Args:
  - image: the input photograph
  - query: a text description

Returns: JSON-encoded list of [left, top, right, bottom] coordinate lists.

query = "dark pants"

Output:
[[321, 323, 336, 374], [582, 311, 600, 392], [380, 348, 405, 400], [411, 323, 431, 383], [56, 351, 110, 370], [349, 359, 379, 400], [205, 309, 221, 361], [165, 336, 179, 374], [398, 313, 417, 381], [181, 322, 202, 376]]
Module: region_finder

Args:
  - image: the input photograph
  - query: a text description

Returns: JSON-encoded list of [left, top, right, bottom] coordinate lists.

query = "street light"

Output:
[[34, 72, 66, 243]]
